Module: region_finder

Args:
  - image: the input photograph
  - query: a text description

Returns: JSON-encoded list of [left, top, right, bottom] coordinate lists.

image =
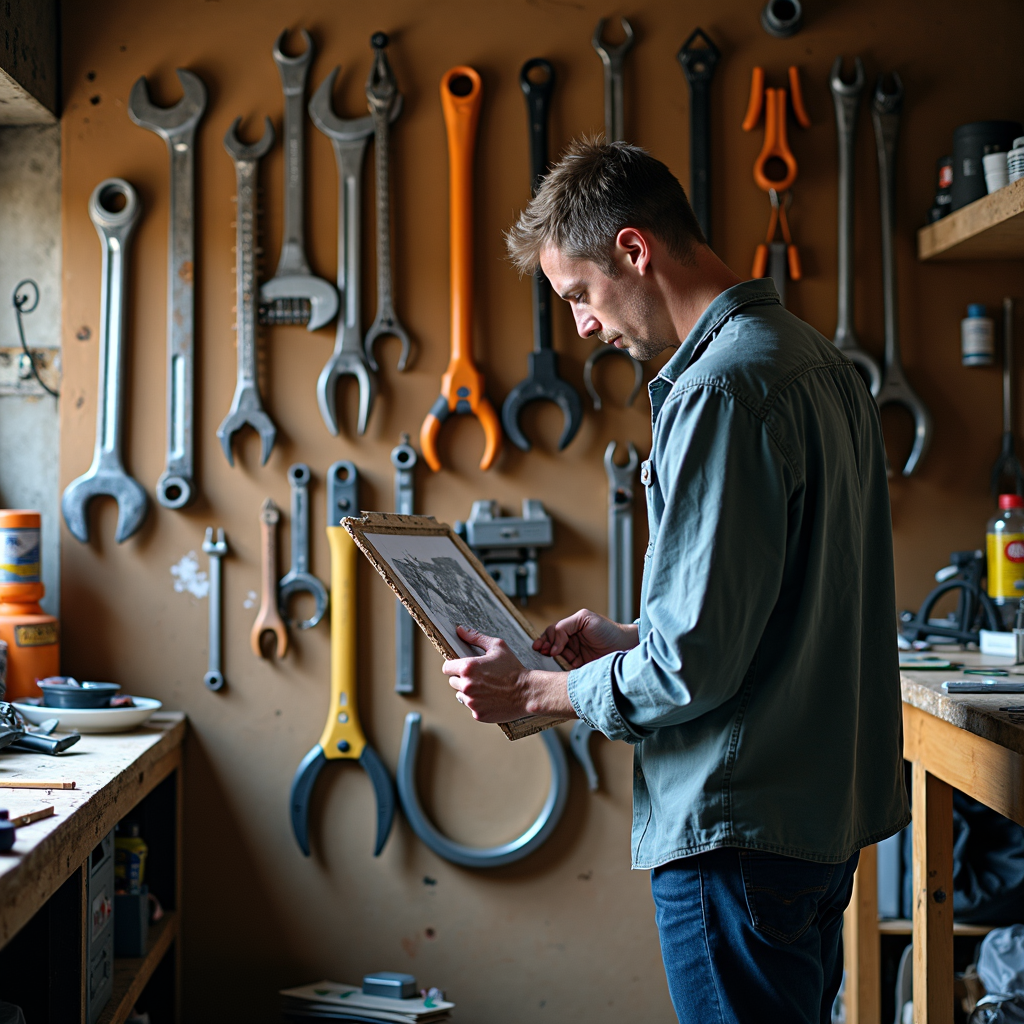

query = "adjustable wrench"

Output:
[[309, 68, 401, 436], [259, 29, 339, 332], [364, 32, 412, 375], [62, 179, 149, 545], [278, 463, 328, 630], [202, 527, 228, 691], [829, 57, 881, 396], [872, 74, 932, 477], [251, 497, 288, 658], [569, 441, 639, 792], [391, 434, 418, 694], [127, 69, 207, 509], [218, 117, 277, 466]]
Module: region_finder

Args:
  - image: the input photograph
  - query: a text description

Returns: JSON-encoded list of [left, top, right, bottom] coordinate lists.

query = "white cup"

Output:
[[984, 151, 1009, 193]]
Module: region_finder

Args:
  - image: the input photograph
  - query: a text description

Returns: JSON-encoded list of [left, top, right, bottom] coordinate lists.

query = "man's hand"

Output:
[[533, 608, 638, 669], [442, 625, 573, 723]]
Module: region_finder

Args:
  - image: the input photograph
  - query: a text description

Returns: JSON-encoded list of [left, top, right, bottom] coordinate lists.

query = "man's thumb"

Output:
[[458, 624, 491, 648]]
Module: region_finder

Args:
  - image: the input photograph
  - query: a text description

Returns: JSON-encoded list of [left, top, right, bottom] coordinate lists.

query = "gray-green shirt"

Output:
[[567, 280, 910, 870]]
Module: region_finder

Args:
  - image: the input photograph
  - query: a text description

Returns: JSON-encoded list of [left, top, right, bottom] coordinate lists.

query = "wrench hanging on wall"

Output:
[[992, 298, 1024, 498], [251, 497, 288, 659], [62, 180, 149, 545], [259, 29, 339, 332], [202, 527, 228, 691], [391, 435, 418, 694], [127, 69, 207, 509], [676, 29, 720, 247], [278, 464, 328, 630]]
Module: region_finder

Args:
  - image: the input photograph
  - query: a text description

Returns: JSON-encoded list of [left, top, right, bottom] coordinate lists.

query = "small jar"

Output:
[[1009, 136, 1024, 183], [988, 494, 1024, 626], [962, 304, 995, 366]]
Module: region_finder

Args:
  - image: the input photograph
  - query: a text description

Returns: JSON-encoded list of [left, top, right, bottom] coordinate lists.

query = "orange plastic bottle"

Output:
[[0, 511, 59, 700]]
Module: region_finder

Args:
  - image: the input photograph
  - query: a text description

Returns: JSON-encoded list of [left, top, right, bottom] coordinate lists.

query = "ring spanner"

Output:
[[278, 463, 328, 630], [392, 435, 418, 694], [259, 29, 339, 332], [219, 117, 277, 466], [127, 68, 207, 509], [62, 179, 149, 545], [829, 56, 881, 396], [202, 527, 228, 691], [502, 59, 582, 453], [570, 441, 639, 792], [290, 460, 396, 857], [872, 73, 932, 477]]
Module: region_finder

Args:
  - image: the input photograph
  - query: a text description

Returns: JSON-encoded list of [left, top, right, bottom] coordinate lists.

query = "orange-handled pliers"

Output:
[[420, 66, 501, 472], [743, 66, 810, 193]]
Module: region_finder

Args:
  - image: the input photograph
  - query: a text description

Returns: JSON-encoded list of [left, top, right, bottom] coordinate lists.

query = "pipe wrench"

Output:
[[391, 435, 417, 694], [289, 460, 396, 857]]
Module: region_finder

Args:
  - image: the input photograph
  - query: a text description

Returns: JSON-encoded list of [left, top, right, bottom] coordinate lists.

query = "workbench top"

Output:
[[0, 711, 185, 947], [901, 648, 1024, 756]]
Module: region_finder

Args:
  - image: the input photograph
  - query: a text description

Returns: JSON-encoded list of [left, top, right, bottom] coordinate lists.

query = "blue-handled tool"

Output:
[[289, 461, 396, 857]]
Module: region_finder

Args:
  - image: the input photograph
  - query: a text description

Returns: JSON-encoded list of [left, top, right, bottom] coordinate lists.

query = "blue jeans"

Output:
[[651, 847, 859, 1024]]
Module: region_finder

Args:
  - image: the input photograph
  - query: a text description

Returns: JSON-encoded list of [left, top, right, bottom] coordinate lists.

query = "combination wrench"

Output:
[[251, 497, 288, 658], [218, 117, 278, 467], [363, 32, 413, 375], [677, 29, 720, 247], [391, 434, 418, 694], [872, 73, 932, 477], [829, 57, 881, 396], [259, 29, 339, 332], [202, 527, 228, 691], [569, 441, 639, 792], [278, 463, 329, 630], [128, 69, 207, 509], [62, 179, 149, 545], [309, 67, 401, 436]]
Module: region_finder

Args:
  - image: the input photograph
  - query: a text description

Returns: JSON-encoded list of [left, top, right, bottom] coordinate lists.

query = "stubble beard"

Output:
[[598, 282, 672, 361]]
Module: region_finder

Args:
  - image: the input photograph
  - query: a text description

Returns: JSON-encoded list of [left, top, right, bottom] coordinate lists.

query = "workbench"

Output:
[[0, 712, 185, 1023], [844, 651, 1023, 1024]]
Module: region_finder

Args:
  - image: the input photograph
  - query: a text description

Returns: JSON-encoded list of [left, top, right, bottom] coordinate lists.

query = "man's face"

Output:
[[539, 243, 675, 361]]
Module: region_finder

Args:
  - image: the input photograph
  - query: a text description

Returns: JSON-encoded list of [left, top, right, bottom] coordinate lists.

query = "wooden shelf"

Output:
[[877, 917, 994, 937], [96, 910, 179, 1024], [918, 177, 1024, 261]]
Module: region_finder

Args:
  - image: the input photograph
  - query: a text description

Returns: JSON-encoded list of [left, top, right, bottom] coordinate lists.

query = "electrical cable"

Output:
[[12, 280, 58, 399]]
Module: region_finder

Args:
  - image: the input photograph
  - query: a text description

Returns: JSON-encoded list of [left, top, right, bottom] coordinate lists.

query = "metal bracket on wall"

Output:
[[0, 347, 61, 396]]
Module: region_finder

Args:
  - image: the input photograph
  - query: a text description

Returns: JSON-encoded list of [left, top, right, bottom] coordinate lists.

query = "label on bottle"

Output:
[[988, 532, 1024, 597], [962, 317, 995, 367], [14, 622, 57, 647], [0, 527, 40, 583]]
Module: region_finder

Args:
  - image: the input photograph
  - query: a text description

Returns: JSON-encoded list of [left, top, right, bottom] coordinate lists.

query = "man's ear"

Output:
[[615, 227, 652, 275]]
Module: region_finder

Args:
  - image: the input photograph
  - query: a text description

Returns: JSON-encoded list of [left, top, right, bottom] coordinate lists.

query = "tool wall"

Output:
[[57, 0, 1024, 1020]]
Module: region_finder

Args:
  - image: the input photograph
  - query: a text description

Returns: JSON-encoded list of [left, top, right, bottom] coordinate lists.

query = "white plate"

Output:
[[12, 697, 163, 734]]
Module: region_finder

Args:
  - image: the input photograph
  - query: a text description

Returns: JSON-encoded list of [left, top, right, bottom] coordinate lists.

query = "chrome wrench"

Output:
[[218, 117, 277, 466], [872, 73, 932, 477], [364, 32, 412, 374], [278, 463, 328, 629], [259, 29, 339, 332], [128, 69, 207, 509], [829, 56, 881, 396], [570, 440, 639, 792], [62, 179, 148, 544], [391, 434, 418, 694], [202, 527, 228, 691]]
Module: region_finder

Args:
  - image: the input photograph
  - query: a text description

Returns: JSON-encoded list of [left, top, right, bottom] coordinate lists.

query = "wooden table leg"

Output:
[[912, 761, 954, 1024], [844, 843, 880, 1024]]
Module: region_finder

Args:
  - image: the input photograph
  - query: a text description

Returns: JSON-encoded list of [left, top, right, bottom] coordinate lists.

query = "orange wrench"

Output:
[[420, 66, 501, 472]]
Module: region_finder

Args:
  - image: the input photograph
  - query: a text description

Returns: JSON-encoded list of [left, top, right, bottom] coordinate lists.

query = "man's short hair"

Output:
[[505, 137, 707, 276]]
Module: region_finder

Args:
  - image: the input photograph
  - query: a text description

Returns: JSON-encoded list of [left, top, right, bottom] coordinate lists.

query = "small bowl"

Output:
[[38, 681, 121, 709]]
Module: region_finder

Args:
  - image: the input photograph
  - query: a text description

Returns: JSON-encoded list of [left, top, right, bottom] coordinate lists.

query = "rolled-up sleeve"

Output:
[[568, 384, 795, 742]]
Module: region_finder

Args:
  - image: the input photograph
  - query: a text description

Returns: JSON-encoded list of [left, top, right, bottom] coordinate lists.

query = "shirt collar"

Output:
[[655, 279, 780, 385]]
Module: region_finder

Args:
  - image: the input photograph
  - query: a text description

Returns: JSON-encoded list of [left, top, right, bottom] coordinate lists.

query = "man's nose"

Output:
[[574, 310, 600, 339]]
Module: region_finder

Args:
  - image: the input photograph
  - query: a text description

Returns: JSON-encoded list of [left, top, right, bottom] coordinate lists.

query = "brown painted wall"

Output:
[[58, 1, 1024, 1020]]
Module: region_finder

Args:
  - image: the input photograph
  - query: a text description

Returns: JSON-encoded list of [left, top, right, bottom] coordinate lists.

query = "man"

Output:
[[442, 139, 909, 1024]]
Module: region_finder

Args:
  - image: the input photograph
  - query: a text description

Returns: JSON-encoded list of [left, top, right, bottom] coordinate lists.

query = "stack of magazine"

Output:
[[280, 982, 455, 1023]]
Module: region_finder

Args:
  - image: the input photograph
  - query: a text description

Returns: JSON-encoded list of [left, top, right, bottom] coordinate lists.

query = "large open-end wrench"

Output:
[[872, 73, 932, 477], [392, 434, 418, 694], [829, 57, 881, 396], [219, 118, 277, 467], [502, 58, 583, 453], [677, 29, 720, 246], [570, 441, 639, 792], [364, 32, 413, 375], [202, 527, 228, 691], [259, 29, 339, 332], [278, 463, 328, 630], [309, 68, 401, 436], [251, 497, 288, 658], [62, 180, 149, 545], [128, 69, 207, 509]]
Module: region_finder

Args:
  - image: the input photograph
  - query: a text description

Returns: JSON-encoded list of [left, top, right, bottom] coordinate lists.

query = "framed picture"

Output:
[[342, 512, 572, 741]]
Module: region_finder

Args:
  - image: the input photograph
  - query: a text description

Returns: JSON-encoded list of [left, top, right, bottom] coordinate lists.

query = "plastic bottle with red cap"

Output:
[[987, 494, 1024, 626]]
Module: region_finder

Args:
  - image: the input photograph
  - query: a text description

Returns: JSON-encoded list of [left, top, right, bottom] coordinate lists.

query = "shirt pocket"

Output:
[[739, 850, 835, 944]]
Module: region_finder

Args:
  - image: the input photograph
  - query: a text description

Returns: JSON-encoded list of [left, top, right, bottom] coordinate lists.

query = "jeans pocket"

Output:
[[739, 850, 835, 944]]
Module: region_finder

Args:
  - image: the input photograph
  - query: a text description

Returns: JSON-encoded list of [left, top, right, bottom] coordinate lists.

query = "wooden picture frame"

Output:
[[342, 512, 572, 741]]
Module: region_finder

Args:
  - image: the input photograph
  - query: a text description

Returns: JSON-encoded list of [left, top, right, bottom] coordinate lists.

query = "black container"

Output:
[[38, 680, 120, 709], [0, 810, 15, 852], [952, 121, 1022, 211]]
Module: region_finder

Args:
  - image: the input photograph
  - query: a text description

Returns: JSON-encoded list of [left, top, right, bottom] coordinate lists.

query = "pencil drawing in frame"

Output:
[[342, 512, 572, 741]]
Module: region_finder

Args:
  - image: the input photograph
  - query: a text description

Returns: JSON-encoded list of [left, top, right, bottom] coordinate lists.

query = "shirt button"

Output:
[[640, 460, 652, 486]]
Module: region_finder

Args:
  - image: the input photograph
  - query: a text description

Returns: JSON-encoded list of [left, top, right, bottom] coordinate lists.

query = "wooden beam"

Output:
[[843, 843, 880, 1024]]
